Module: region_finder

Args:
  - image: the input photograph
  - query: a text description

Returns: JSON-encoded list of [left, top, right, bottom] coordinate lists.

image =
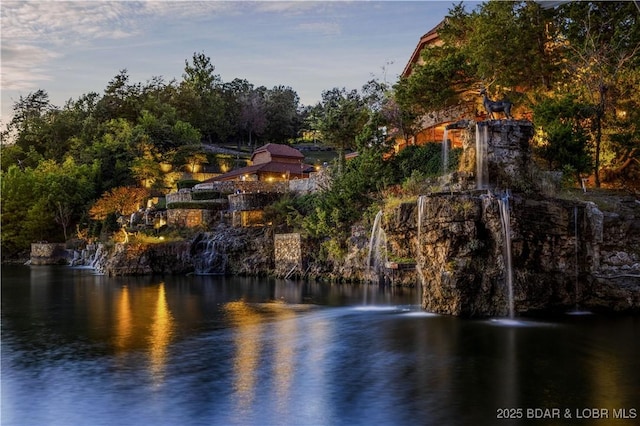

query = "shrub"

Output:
[[177, 179, 200, 190]]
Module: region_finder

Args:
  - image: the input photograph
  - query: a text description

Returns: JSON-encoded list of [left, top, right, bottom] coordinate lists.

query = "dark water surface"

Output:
[[2, 265, 638, 426]]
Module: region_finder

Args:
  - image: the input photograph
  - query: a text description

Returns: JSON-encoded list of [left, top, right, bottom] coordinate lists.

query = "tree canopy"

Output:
[[394, 0, 640, 188], [2, 2, 638, 258]]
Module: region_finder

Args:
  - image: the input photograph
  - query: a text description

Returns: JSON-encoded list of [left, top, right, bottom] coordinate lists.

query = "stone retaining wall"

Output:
[[30, 243, 69, 265], [274, 233, 302, 277], [167, 209, 218, 228], [228, 193, 283, 211], [193, 181, 289, 194]]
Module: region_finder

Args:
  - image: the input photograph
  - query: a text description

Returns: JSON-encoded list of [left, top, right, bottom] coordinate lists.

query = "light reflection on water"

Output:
[[2, 265, 639, 426]]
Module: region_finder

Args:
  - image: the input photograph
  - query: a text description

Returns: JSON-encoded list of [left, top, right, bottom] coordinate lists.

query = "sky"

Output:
[[1, 1, 480, 127]]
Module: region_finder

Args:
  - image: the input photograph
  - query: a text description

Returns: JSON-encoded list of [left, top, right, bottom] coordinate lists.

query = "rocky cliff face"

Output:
[[101, 241, 193, 276], [77, 225, 274, 277], [69, 119, 639, 317], [378, 193, 640, 316], [375, 118, 640, 316]]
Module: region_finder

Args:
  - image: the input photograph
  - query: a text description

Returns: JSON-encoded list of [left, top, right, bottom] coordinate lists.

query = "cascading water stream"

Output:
[[567, 206, 592, 316], [442, 129, 449, 175], [415, 196, 428, 309], [497, 191, 514, 318], [367, 210, 384, 271], [574, 206, 580, 309], [476, 123, 489, 189], [365, 210, 387, 304], [192, 234, 228, 275]]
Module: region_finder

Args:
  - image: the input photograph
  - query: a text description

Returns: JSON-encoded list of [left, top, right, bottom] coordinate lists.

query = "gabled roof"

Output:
[[251, 143, 304, 162], [198, 143, 313, 182], [401, 20, 444, 78], [207, 161, 315, 182]]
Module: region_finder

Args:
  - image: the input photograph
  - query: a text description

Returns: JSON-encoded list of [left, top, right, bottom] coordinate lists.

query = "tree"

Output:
[[8, 90, 57, 157], [179, 52, 226, 143], [36, 158, 96, 241], [394, 45, 473, 114], [130, 143, 165, 190], [263, 85, 301, 143], [600, 67, 640, 188], [462, 1, 560, 91], [89, 186, 150, 221], [532, 94, 593, 183], [1, 157, 97, 255], [1, 166, 40, 256], [96, 70, 143, 123], [554, 1, 640, 187], [238, 86, 267, 149], [313, 88, 369, 170], [394, 1, 560, 117]]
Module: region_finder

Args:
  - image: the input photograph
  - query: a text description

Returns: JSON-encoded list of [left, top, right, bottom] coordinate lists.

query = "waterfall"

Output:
[[476, 123, 489, 189], [415, 196, 428, 308], [568, 206, 592, 315], [192, 234, 228, 275], [574, 206, 580, 309], [497, 191, 514, 318], [367, 210, 387, 274], [442, 128, 449, 175]]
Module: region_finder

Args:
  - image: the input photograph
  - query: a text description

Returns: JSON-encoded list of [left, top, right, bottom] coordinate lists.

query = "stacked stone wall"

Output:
[[229, 193, 283, 211], [30, 243, 69, 265], [274, 233, 302, 277], [167, 209, 217, 228]]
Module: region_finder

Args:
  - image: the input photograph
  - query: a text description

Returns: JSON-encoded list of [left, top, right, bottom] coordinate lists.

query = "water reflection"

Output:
[[224, 301, 264, 417], [2, 266, 639, 426], [114, 285, 132, 351], [149, 283, 174, 385]]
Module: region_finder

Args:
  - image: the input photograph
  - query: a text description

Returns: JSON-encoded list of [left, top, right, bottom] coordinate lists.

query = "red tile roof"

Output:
[[207, 161, 315, 181], [252, 143, 305, 161], [198, 143, 314, 182]]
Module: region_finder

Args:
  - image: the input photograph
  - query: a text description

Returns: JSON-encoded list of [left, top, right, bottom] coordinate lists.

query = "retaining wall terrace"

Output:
[[167, 209, 219, 228]]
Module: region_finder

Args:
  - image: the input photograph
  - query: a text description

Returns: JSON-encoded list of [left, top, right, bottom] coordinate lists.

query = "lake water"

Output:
[[2, 265, 638, 426]]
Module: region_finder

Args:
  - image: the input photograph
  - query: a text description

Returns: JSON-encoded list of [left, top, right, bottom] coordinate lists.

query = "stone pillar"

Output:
[[470, 120, 534, 189], [274, 233, 302, 277]]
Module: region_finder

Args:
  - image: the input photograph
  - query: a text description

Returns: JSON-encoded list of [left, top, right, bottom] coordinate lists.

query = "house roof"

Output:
[[401, 20, 444, 78], [251, 143, 305, 162], [199, 143, 314, 182], [207, 161, 315, 181]]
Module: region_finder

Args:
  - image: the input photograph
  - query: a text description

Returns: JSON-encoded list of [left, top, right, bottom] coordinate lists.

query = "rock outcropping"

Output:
[[67, 119, 639, 317]]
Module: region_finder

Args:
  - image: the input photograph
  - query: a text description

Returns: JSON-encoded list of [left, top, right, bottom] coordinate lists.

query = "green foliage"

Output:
[[461, 1, 559, 91], [319, 238, 347, 263], [263, 85, 301, 143], [263, 194, 311, 231], [4, 10, 639, 258], [395, 47, 473, 114], [312, 88, 369, 165], [390, 143, 461, 182], [270, 142, 463, 242], [191, 190, 229, 200], [401, 170, 433, 196], [177, 179, 201, 190], [1, 158, 97, 256], [532, 94, 593, 181], [298, 149, 393, 241]]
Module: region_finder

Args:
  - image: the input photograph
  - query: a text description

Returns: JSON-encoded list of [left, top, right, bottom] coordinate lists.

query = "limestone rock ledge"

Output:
[[383, 193, 640, 317], [79, 226, 274, 277]]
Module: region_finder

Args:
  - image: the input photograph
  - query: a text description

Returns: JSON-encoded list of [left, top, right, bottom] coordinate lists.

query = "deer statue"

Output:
[[479, 88, 513, 120]]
